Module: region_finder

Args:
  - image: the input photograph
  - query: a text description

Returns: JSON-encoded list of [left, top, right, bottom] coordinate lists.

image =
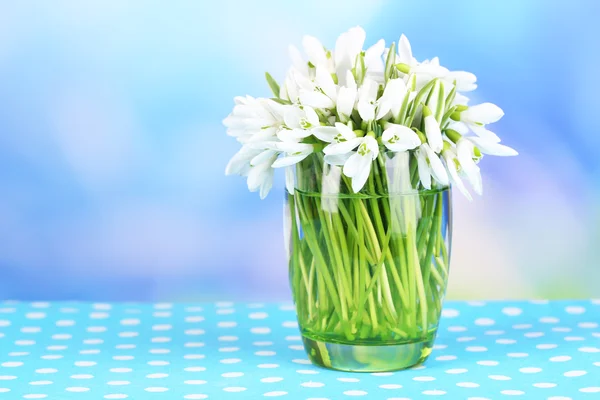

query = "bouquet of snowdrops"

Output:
[[223, 27, 517, 371]]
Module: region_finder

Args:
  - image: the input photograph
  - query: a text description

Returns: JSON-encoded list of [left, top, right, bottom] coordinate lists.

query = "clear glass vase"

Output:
[[285, 151, 452, 372]]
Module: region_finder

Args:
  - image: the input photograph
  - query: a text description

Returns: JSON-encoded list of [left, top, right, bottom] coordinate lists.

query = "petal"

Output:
[[312, 126, 338, 142], [358, 78, 378, 102], [424, 146, 449, 186], [324, 153, 352, 166], [277, 128, 309, 142], [302, 35, 327, 67], [446, 120, 469, 135], [456, 139, 482, 194], [276, 142, 313, 153], [337, 86, 357, 120], [380, 78, 406, 118], [323, 137, 362, 155], [288, 45, 307, 75], [285, 166, 295, 194], [445, 157, 472, 201], [382, 124, 421, 152], [334, 122, 357, 140], [259, 168, 274, 199], [315, 66, 337, 101], [248, 159, 273, 192], [303, 106, 320, 127], [346, 70, 357, 90], [468, 137, 518, 156], [364, 39, 385, 72], [462, 102, 504, 124], [446, 71, 477, 92], [363, 136, 380, 159], [299, 90, 334, 109], [342, 152, 362, 177], [272, 153, 310, 168], [357, 99, 375, 121], [417, 147, 431, 190], [351, 157, 372, 193], [398, 34, 413, 64], [250, 149, 278, 167], [469, 123, 502, 143], [225, 146, 260, 175], [424, 115, 444, 153], [284, 107, 303, 128]]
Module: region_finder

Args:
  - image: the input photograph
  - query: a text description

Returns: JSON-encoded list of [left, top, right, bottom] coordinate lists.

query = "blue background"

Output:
[[0, 1, 599, 301]]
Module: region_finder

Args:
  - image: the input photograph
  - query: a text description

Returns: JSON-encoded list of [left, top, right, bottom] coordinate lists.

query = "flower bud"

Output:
[[395, 63, 411, 74], [445, 129, 462, 144], [354, 129, 366, 137]]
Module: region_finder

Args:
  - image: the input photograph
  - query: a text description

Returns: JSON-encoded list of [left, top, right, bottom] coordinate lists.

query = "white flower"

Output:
[[363, 39, 386, 82], [381, 124, 421, 152], [378, 78, 407, 121], [298, 66, 337, 109], [336, 71, 358, 122], [302, 35, 330, 71], [342, 136, 379, 193], [442, 145, 472, 201], [272, 142, 314, 168], [335, 26, 366, 85], [247, 152, 277, 199], [356, 78, 392, 121], [468, 136, 518, 157], [279, 105, 319, 141], [423, 105, 443, 153], [456, 138, 483, 195], [222, 96, 284, 144], [459, 102, 505, 142], [416, 143, 449, 190]]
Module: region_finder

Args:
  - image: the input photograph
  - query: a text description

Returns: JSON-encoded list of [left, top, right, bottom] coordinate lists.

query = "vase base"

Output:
[[301, 334, 435, 372]]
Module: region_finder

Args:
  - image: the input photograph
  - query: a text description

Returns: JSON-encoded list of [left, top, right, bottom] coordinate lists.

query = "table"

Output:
[[0, 300, 598, 399]]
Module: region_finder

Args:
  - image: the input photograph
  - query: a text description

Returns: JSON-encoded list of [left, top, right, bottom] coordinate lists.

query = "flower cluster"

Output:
[[224, 27, 517, 199]]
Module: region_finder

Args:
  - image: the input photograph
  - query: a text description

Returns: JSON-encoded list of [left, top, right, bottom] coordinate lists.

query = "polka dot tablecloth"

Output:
[[0, 301, 599, 399]]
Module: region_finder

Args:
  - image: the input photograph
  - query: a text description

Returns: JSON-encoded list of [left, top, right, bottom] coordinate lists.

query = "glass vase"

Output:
[[285, 151, 452, 372]]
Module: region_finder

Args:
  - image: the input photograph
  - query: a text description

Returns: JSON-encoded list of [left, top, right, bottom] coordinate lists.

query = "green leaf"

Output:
[[444, 83, 457, 111], [270, 97, 292, 105], [435, 82, 445, 122], [265, 72, 281, 98], [384, 42, 396, 83]]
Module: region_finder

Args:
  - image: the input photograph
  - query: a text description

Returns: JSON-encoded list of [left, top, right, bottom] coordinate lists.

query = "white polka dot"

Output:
[[1, 362, 23, 367], [9, 352, 29, 356], [255, 351, 276, 356], [292, 359, 311, 365], [580, 387, 600, 393], [104, 394, 128, 399], [578, 322, 598, 328], [184, 380, 207, 385], [547, 397, 571, 400], [26, 312, 46, 319], [289, 345, 304, 350], [184, 354, 205, 360], [52, 334, 72, 340], [579, 347, 600, 353], [550, 356, 571, 362], [185, 316, 205, 323], [252, 327, 272, 334], [457, 382, 479, 388], [90, 312, 109, 319], [422, 390, 446, 396], [120, 319, 140, 326], [296, 370, 319, 375], [221, 372, 244, 378], [93, 303, 111, 310], [488, 375, 511, 381], [153, 312, 172, 318], [185, 329, 205, 336], [301, 381, 324, 388], [524, 332, 544, 338], [442, 308, 459, 318], [475, 318, 495, 326], [565, 306, 585, 314], [258, 364, 279, 369], [435, 355, 457, 361], [536, 344, 557, 350], [433, 344, 447, 349], [285, 335, 301, 341], [23, 395, 47, 399], [21, 327, 41, 333], [533, 382, 557, 388], [0, 389, 9, 394], [447, 326, 467, 332], [220, 358, 241, 364], [29, 381, 52, 386], [484, 330, 505, 335], [60, 307, 78, 313], [183, 395, 207, 400], [113, 356, 135, 361], [41, 355, 63, 360], [264, 391, 287, 397], [109, 368, 131, 373], [146, 373, 169, 379], [457, 337, 476, 342], [502, 307, 522, 316], [519, 367, 542, 373], [223, 387, 246, 392], [154, 303, 172, 309], [145, 387, 169, 392], [539, 316, 559, 323], [552, 327, 571, 332], [249, 312, 268, 319], [477, 360, 499, 366], [380, 384, 402, 389], [446, 368, 468, 374], [413, 376, 435, 382], [496, 339, 517, 344], [466, 346, 487, 352], [507, 353, 529, 358], [219, 347, 239, 352], [185, 342, 205, 348], [151, 337, 171, 343], [71, 374, 94, 379], [148, 361, 169, 366], [46, 345, 67, 351], [80, 350, 100, 355], [218, 336, 238, 342], [0, 320, 10, 327], [75, 361, 96, 367], [87, 326, 106, 333], [261, 377, 284, 383], [0, 376, 17, 380], [106, 381, 131, 386], [564, 336, 585, 341], [66, 387, 90, 392], [0, 308, 16, 313], [216, 309, 235, 315], [564, 370, 587, 377], [118, 332, 138, 338], [512, 324, 532, 330], [184, 367, 206, 372], [15, 340, 36, 346], [35, 369, 57, 374], [114, 344, 134, 350], [83, 339, 103, 345], [152, 324, 172, 331], [500, 390, 524, 395], [253, 341, 274, 346], [279, 304, 295, 311], [216, 301, 234, 307], [343, 390, 368, 396], [185, 306, 204, 312], [338, 378, 360, 383]]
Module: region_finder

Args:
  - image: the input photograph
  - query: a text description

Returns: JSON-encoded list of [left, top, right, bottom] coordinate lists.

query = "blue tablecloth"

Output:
[[0, 300, 598, 399]]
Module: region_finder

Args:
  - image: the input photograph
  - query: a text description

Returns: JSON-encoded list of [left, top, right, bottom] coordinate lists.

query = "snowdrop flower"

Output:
[[416, 143, 449, 190], [223, 96, 284, 144], [341, 136, 379, 193], [298, 66, 337, 109], [381, 123, 421, 152], [357, 78, 395, 122], [272, 142, 314, 168], [422, 105, 443, 153], [336, 71, 358, 123], [335, 26, 366, 85], [457, 102, 505, 142], [456, 138, 483, 195], [279, 105, 320, 141], [468, 136, 518, 157], [441, 144, 472, 201]]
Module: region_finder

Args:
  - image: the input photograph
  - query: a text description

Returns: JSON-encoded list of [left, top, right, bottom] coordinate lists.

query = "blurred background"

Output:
[[0, 0, 598, 301]]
